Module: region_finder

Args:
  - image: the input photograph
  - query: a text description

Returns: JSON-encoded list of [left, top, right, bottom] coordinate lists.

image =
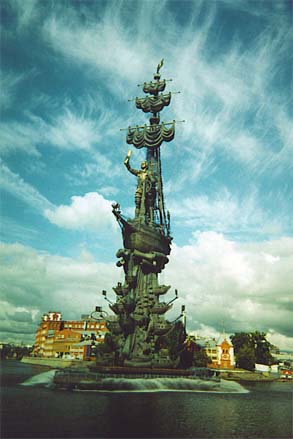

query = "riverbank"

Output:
[[21, 356, 91, 369], [219, 369, 277, 382]]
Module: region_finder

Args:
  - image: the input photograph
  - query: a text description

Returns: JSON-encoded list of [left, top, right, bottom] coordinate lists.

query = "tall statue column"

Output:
[[95, 62, 185, 369]]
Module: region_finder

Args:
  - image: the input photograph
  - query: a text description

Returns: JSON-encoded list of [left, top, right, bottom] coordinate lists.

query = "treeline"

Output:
[[0, 344, 34, 360], [231, 331, 275, 371], [178, 329, 276, 371]]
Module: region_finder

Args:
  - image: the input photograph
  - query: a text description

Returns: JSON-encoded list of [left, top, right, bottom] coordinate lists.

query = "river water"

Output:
[[1, 360, 292, 438]]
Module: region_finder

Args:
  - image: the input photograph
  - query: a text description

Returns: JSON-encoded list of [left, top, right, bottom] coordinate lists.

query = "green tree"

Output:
[[179, 338, 209, 368], [179, 346, 194, 368], [158, 321, 186, 360], [231, 333, 255, 370], [236, 345, 256, 371], [193, 343, 209, 367], [97, 333, 117, 354], [252, 331, 274, 365], [1, 344, 12, 359], [231, 332, 253, 352], [231, 331, 274, 370]]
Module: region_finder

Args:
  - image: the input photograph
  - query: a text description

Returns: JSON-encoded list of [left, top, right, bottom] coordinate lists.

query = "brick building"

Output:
[[33, 311, 107, 360], [34, 312, 62, 357]]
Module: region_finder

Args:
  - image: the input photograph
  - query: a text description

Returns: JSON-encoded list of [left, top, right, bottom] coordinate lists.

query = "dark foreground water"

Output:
[[1, 360, 292, 438]]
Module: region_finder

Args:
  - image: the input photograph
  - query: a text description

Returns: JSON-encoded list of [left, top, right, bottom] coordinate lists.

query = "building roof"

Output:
[[217, 336, 233, 347]]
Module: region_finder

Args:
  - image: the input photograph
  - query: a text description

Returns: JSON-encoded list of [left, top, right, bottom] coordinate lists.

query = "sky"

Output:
[[1, 0, 293, 350]]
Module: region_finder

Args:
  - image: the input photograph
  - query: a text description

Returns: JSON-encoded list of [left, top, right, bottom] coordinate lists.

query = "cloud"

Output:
[[169, 188, 289, 239], [0, 71, 30, 110], [167, 10, 293, 181], [164, 232, 293, 345], [47, 111, 99, 151], [44, 192, 116, 232], [0, 160, 53, 212], [8, 0, 39, 30], [0, 242, 118, 343], [220, 0, 290, 22], [70, 151, 121, 183], [7, 310, 33, 323], [267, 331, 293, 352], [42, 4, 160, 96], [0, 161, 120, 236], [3, 0, 291, 182], [0, 117, 43, 156], [0, 216, 39, 244], [0, 161, 118, 236], [1, 233, 292, 349], [0, 109, 109, 156]]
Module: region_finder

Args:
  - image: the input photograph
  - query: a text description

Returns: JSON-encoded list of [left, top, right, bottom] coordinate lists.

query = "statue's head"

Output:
[[141, 161, 148, 170]]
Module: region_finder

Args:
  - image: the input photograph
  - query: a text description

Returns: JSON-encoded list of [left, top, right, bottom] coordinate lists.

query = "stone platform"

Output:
[[53, 366, 220, 390]]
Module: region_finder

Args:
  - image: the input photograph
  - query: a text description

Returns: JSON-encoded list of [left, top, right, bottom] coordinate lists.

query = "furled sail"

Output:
[[136, 92, 171, 114], [126, 122, 175, 149], [143, 80, 166, 95]]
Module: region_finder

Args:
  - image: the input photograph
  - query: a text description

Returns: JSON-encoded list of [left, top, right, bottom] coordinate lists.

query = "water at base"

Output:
[[20, 370, 57, 388], [4, 361, 291, 438], [21, 370, 248, 393]]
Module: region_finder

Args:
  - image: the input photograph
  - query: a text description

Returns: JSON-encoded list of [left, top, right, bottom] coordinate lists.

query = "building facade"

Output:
[[33, 311, 107, 361], [34, 312, 63, 357], [216, 337, 235, 369], [192, 335, 235, 369]]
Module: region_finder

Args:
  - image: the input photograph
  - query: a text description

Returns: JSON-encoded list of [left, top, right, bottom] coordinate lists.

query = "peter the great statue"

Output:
[[95, 60, 186, 368], [53, 62, 220, 389], [124, 151, 156, 221]]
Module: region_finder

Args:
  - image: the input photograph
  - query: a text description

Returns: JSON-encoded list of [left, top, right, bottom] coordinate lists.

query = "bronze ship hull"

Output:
[[123, 221, 171, 256]]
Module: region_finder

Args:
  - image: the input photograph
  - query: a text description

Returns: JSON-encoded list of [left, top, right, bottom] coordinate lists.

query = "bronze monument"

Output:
[[95, 60, 186, 368], [53, 62, 220, 389]]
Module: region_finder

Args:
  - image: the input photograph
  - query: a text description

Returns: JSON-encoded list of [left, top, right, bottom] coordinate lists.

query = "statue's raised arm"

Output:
[[124, 150, 139, 176]]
